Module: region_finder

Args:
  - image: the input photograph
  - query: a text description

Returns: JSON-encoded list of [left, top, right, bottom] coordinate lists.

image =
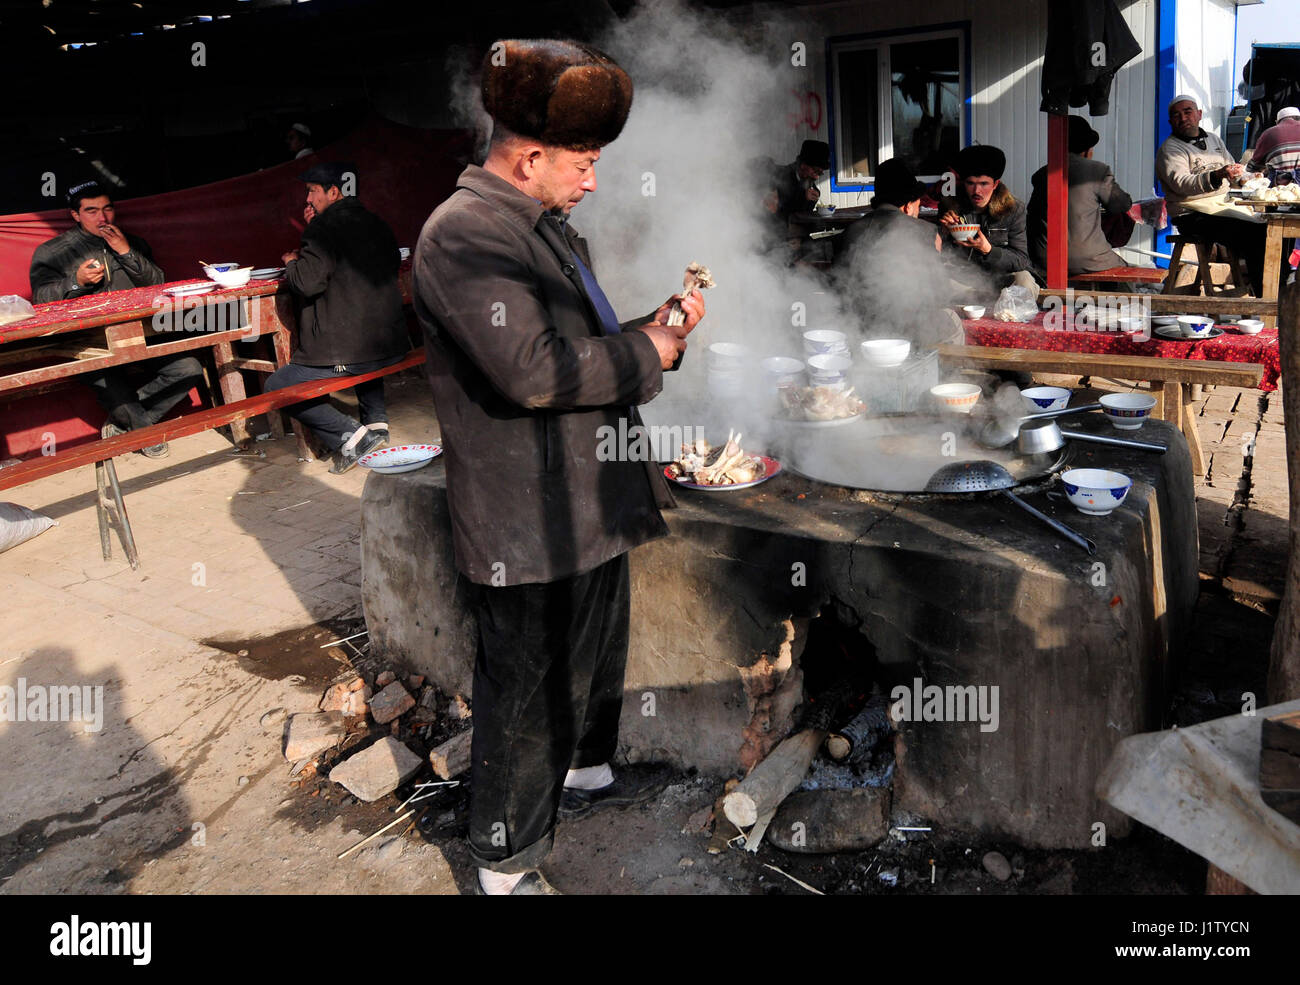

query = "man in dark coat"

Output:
[[1027, 115, 1134, 274], [29, 181, 201, 459], [266, 162, 410, 473], [770, 139, 830, 263], [939, 144, 1037, 294], [414, 39, 704, 895]]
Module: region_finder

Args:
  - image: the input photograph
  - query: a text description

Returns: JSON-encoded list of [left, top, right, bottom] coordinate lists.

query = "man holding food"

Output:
[[414, 39, 703, 894], [937, 144, 1036, 294], [29, 181, 200, 459], [267, 161, 409, 474]]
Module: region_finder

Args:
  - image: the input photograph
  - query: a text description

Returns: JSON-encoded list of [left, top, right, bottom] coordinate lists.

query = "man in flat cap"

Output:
[[938, 145, 1034, 291], [1027, 116, 1134, 275], [267, 162, 409, 473], [1157, 95, 1264, 295], [29, 180, 201, 459], [414, 39, 704, 895]]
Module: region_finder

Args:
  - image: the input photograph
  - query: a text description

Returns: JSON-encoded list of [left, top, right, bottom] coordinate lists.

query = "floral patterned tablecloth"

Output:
[[963, 313, 1280, 392]]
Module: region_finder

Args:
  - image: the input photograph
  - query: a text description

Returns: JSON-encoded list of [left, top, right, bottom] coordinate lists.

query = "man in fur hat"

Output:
[[413, 39, 704, 895], [938, 144, 1035, 292]]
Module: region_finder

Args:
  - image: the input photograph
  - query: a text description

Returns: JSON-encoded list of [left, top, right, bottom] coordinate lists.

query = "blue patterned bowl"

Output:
[[1061, 468, 1132, 516]]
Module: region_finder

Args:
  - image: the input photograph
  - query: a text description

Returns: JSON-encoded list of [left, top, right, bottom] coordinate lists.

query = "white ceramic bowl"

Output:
[[761, 356, 805, 376], [802, 330, 848, 355], [707, 342, 752, 370], [815, 205, 836, 217], [1176, 315, 1214, 337], [959, 305, 986, 319], [204, 264, 251, 288], [1236, 319, 1264, 335], [1099, 392, 1157, 430], [1061, 468, 1132, 516], [949, 223, 980, 243], [860, 338, 911, 368], [1117, 316, 1148, 335], [930, 383, 982, 414], [806, 353, 852, 377], [1021, 386, 1071, 412]]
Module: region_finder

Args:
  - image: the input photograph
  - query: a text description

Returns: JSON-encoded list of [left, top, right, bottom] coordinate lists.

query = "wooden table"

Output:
[[0, 263, 414, 446], [1259, 210, 1300, 326]]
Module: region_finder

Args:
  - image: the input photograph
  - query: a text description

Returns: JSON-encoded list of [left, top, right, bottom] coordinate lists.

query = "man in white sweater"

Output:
[[1156, 94, 1264, 294]]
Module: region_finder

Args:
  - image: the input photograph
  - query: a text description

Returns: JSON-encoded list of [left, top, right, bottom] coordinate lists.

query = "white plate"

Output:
[[162, 283, 216, 297], [359, 443, 443, 474], [776, 411, 865, 428], [665, 456, 781, 491], [250, 267, 285, 280], [1155, 326, 1223, 340]]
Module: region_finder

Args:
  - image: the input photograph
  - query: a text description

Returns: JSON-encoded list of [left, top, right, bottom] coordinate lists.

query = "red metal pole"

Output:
[[1046, 112, 1069, 291]]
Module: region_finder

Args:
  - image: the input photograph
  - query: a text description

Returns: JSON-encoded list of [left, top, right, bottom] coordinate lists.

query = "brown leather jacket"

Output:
[[413, 165, 674, 586]]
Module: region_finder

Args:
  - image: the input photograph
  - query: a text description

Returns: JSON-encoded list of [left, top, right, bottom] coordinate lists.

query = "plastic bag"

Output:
[[0, 295, 36, 327], [993, 285, 1038, 323]]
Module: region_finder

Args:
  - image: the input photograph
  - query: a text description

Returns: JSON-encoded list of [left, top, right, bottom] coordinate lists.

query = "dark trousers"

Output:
[[1174, 211, 1268, 296], [264, 354, 404, 452], [88, 355, 204, 431], [465, 554, 631, 872]]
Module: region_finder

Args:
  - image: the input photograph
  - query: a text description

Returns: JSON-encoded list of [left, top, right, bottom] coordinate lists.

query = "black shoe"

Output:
[[329, 428, 386, 475], [103, 421, 167, 458], [101, 421, 126, 440], [558, 763, 674, 820], [475, 870, 562, 896]]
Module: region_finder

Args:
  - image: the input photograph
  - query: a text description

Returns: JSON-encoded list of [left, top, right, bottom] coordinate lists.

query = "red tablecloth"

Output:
[[964, 314, 1281, 391]]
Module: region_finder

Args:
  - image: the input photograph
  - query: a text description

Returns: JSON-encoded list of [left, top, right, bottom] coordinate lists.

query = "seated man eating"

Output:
[[937, 145, 1037, 296], [29, 181, 202, 458]]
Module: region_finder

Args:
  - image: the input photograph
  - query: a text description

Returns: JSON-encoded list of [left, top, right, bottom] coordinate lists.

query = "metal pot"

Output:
[[974, 403, 1103, 450], [1016, 420, 1167, 456]]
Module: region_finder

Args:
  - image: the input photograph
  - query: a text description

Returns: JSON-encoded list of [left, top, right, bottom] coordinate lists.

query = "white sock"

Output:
[[564, 763, 614, 790], [478, 868, 526, 895], [340, 425, 369, 454]]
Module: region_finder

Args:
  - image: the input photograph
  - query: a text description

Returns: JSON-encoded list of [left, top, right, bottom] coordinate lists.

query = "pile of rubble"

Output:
[[275, 666, 473, 803]]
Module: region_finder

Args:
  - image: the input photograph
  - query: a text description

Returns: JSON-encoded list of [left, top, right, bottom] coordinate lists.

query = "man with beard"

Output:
[[413, 39, 704, 894], [938, 144, 1037, 295], [1157, 95, 1264, 295], [29, 181, 201, 458]]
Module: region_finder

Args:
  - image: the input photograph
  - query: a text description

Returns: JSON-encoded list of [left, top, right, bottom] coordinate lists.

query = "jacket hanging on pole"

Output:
[[1040, 0, 1141, 116]]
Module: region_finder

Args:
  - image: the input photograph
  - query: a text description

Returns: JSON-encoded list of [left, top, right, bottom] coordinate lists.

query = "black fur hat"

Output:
[[955, 144, 1007, 181], [481, 39, 633, 151]]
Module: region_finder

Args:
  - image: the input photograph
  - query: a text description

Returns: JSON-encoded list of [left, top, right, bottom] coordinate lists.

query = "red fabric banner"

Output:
[[0, 117, 469, 299]]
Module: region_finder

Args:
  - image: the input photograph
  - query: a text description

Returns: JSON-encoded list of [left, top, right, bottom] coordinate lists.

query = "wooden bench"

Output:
[[0, 348, 427, 568], [1068, 266, 1168, 290], [1164, 235, 1252, 297], [934, 344, 1265, 475]]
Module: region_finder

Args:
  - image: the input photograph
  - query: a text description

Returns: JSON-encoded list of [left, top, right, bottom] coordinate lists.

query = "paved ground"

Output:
[[0, 370, 1288, 894]]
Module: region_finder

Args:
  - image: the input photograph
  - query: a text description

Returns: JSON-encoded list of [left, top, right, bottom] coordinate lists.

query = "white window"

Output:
[[828, 27, 967, 188]]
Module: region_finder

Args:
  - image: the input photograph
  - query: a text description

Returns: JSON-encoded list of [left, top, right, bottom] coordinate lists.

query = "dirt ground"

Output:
[[0, 370, 1287, 895]]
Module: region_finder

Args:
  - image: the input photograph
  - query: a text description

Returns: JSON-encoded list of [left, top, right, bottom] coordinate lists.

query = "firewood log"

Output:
[[723, 728, 826, 829]]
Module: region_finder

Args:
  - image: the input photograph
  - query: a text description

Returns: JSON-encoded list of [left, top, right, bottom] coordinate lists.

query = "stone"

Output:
[[328, 736, 423, 802], [376, 671, 396, 687], [319, 682, 349, 713], [259, 707, 287, 735], [982, 850, 1012, 882], [768, 788, 891, 853], [347, 677, 366, 692], [408, 674, 425, 690], [283, 712, 345, 761], [369, 682, 414, 724], [448, 694, 471, 720]]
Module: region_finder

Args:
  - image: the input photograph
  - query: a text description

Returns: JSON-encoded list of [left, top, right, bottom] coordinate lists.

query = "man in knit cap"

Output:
[[413, 39, 704, 894]]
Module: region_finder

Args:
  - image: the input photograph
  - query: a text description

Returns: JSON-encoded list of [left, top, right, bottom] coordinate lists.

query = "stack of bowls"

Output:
[[859, 338, 911, 369], [806, 353, 852, 391], [760, 356, 805, 391], [803, 330, 850, 359], [707, 342, 751, 399]]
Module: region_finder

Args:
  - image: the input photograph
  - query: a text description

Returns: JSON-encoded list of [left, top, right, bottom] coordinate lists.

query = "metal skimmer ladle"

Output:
[[1016, 420, 1166, 456], [925, 460, 1097, 555]]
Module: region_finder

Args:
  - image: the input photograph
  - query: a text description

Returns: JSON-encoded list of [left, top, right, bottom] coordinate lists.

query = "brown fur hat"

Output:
[[481, 39, 633, 151]]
